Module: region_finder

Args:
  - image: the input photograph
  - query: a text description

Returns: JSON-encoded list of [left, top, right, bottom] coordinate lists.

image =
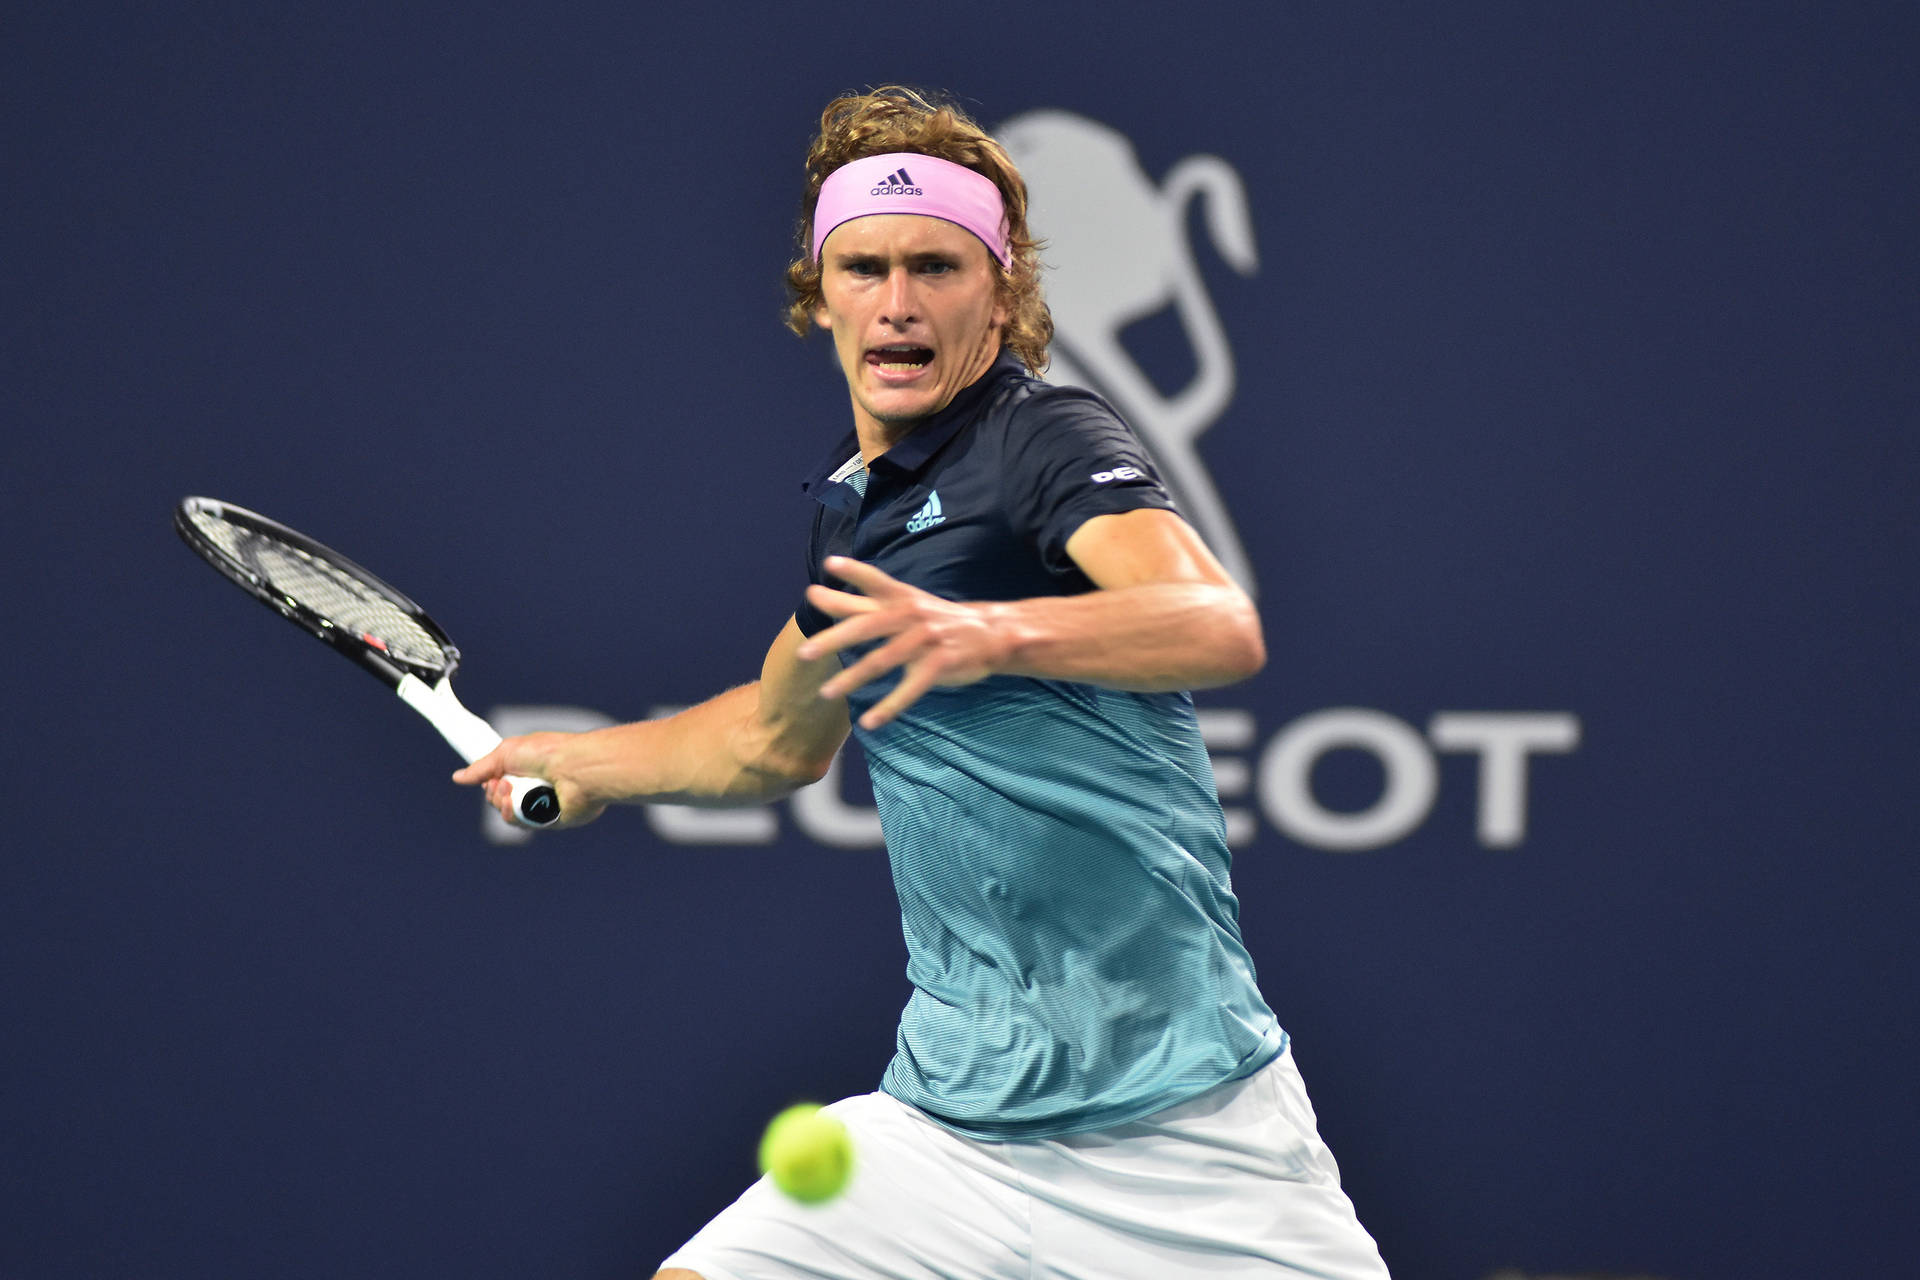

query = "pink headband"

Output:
[[810, 152, 1011, 267]]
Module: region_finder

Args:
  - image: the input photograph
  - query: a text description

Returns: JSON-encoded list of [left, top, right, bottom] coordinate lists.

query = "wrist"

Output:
[[979, 599, 1037, 677], [545, 726, 619, 806]]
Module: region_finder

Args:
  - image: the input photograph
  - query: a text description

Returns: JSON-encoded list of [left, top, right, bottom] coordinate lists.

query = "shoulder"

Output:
[[998, 369, 1125, 426], [976, 372, 1135, 461]]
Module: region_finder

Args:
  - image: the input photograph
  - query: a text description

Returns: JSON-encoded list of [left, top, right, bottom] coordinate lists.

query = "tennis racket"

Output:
[[174, 496, 560, 827]]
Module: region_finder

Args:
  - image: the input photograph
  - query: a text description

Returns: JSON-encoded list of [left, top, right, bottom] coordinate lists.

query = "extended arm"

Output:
[[798, 507, 1265, 729], [455, 617, 851, 826]]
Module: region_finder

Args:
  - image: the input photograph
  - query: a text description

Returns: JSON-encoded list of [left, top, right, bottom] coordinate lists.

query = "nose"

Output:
[[878, 266, 918, 327]]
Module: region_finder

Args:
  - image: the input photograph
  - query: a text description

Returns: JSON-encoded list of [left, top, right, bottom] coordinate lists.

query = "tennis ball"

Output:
[[758, 1103, 854, 1205]]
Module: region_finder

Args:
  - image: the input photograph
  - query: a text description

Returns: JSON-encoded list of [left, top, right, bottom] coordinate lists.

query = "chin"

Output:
[[863, 388, 940, 424]]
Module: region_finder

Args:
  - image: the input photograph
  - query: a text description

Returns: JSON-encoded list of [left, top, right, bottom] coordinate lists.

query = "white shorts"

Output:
[[659, 1047, 1390, 1279]]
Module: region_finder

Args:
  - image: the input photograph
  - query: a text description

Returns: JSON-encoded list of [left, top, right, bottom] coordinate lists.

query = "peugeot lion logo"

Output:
[[999, 110, 1260, 595]]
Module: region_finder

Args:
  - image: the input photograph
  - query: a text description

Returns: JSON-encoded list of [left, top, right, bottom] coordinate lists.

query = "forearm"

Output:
[[459, 617, 849, 825], [985, 580, 1265, 691], [800, 515, 1264, 731], [533, 687, 779, 805]]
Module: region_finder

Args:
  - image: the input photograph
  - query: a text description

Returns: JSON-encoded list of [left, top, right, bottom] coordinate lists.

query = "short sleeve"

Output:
[[1003, 386, 1179, 574], [795, 583, 831, 638], [793, 506, 840, 637]]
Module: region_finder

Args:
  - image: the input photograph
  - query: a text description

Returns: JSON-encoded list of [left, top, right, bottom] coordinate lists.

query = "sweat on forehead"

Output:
[[811, 153, 1011, 267]]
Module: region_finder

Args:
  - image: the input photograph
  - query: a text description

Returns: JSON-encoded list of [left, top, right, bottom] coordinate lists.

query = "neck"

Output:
[[850, 344, 1005, 464], [854, 413, 917, 464]]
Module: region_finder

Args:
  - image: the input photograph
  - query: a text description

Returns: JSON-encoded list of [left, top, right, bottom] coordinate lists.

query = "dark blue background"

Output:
[[6, 4, 1915, 1277]]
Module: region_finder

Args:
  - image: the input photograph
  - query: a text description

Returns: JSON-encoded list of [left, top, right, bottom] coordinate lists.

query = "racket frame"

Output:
[[173, 496, 559, 827]]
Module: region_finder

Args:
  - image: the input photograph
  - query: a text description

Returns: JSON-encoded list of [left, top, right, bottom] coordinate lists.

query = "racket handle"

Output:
[[505, 775, 562, 828], [397, 674, 561, 828]]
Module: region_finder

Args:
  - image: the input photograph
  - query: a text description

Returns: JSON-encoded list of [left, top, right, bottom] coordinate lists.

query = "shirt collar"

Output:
[[799, 350, 1023, 501]]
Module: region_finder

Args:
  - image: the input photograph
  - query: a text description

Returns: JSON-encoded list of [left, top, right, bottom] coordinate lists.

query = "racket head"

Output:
[[174, 496, 459, 688]]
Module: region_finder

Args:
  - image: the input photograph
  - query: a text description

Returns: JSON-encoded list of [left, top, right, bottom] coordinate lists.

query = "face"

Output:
[[813, 214, 1008, 446]]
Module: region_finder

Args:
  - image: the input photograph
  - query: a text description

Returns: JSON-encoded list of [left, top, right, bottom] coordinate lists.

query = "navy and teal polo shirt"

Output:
[[795, 352, 1284, 1141]]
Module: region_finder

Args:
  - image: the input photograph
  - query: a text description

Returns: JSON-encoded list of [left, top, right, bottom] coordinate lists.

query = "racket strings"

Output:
[[191, 511, 451, 673]]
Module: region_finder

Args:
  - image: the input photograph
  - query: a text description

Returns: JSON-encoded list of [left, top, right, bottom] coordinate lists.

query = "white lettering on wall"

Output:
[[484, 704, 1580, 852], [789, 750, 886, 848], [1259, 708, 1440, 851], [1428, 712, 1582, 848]]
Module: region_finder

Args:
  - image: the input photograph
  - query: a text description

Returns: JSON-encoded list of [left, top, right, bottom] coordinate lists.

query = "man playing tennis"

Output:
[[457, 86, 1391, 1279]]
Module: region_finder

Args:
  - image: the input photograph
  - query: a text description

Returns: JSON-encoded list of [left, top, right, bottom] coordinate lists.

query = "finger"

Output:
[[822, 556, 909, 597], [800, 608, 909, 662], [453, 747, 506, 785], [859, 662, 943, 730], [803, 583, 880, 621], [819, 631, 927, 700]]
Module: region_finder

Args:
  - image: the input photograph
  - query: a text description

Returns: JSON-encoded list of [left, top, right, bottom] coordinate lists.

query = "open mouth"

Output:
[[868, 345, 934, 371]]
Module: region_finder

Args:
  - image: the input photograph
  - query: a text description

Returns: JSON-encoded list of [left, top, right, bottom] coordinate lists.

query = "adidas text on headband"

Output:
[[811, 153, 1011, 267]]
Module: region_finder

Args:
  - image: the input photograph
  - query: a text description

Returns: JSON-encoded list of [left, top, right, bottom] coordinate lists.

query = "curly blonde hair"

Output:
[[784, 86, 1052, 374]]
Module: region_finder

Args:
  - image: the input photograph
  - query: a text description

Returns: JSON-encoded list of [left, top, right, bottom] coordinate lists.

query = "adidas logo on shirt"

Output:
[[869, 167, 923, 196], [906, 490, 946, 533]]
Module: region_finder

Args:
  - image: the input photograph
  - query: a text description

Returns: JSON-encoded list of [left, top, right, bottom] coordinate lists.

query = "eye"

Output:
[[917, 259, 956, 276]]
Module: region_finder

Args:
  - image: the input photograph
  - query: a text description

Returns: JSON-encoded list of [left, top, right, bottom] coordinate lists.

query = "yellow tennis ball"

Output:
[[758, 1103, 854, 1205]]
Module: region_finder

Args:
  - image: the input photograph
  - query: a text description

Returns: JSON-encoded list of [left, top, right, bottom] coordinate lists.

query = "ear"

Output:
[[813, 303, 833, 332]]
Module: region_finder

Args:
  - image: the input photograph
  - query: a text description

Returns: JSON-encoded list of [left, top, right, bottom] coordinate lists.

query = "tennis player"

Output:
[[457, 86, 1391, 1279]]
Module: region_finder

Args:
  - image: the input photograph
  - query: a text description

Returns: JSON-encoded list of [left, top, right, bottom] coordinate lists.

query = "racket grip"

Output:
[[505, 775, 562, 828], [397, 674, 561, 828]]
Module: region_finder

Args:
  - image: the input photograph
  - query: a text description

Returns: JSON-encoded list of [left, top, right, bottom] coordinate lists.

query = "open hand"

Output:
[[796, 556, 1011, 730]]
